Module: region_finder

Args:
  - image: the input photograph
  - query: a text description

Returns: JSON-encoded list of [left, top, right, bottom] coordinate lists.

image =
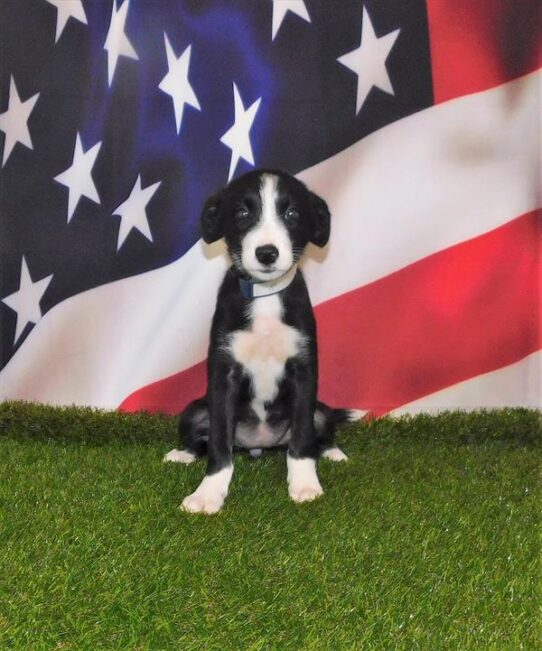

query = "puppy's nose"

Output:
[[255, 244, 279, 265]]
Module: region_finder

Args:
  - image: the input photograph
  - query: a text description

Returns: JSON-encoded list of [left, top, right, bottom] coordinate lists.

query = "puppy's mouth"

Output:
[[247, 266, 292, 282]]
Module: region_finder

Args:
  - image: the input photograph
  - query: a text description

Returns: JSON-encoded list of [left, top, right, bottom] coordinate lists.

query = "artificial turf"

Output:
[[0, 402, 540, 650]]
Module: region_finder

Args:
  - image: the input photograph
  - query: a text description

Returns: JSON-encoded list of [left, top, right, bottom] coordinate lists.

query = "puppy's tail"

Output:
[[330, 408, 368, 425]]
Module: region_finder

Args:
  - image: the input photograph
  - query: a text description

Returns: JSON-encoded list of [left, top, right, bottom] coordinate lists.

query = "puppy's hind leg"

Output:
[[163, 397, 209, 464], [314, 401, 355, 462], [321, 446, 349, 462]]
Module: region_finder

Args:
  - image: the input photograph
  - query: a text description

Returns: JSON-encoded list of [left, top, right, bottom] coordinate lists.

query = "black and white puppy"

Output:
[[164, 169, 361, 513]]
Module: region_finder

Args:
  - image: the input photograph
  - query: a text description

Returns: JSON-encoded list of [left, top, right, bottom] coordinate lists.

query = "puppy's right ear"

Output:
[[200, 191, 224, 244]]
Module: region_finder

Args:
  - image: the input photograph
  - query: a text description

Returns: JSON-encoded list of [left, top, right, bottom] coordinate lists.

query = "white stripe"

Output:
[[300, 70, 540, 304], [0, 240, 228, 407], [392, 352, 541, 415], [1, 72, 539, 408]]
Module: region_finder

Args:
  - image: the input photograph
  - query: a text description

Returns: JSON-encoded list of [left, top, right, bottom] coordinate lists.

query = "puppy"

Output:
[[164, 169, 361, 513]]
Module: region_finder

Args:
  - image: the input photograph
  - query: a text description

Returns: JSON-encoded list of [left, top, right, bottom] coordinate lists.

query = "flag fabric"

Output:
[[0, 0, 540, 416]]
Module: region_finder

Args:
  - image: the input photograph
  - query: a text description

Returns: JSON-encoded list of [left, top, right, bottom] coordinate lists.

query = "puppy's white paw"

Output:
[[181, 492, 223, 514], [322, 446, 348, 462], [180, 466, 233, 515], [347, 409, 368, 421], [287, 456, 324, 503], [289, 483, 324, 503], [163, 448, 196, 464]]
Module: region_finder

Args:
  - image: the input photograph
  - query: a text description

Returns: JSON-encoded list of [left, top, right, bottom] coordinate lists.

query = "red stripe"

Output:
[[120, 358, 207, 415], [120, 211, 541, 415], [317, 210, 541, 415], [427, 0, 541, 104]]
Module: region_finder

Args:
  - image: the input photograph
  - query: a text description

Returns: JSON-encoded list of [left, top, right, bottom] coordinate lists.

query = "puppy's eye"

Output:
[[235, 209, 250, 222], [285, 208, 299, 223]]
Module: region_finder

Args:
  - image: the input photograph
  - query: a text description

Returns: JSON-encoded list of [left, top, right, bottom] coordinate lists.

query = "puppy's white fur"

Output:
[[163, 448, 196, 464], [321, 447, 349, 461], [181, 465, 233, 514], [287, 455, 323, 502], [241, 174, 293, 281], [230, 294, 303, 408]]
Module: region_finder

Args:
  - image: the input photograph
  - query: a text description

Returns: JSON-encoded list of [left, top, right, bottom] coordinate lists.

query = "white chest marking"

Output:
[[229, 294, 303, 404]]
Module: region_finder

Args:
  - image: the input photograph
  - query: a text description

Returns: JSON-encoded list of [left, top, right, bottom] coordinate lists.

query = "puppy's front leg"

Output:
[[287, 360, 323, 503], [182, 365, 240, 514]]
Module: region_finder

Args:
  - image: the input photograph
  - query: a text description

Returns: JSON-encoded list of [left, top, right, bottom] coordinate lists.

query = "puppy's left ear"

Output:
[[200, 191, 224, 244], [308, 191, 330, 247]]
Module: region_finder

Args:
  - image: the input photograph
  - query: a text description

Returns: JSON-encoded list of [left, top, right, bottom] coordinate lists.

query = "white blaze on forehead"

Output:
[[241, 173, 293, 278], [260, 173, 279, 226]]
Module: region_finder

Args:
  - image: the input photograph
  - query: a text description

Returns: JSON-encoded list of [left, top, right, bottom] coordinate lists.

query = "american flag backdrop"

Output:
[[0, 0, 540, 416]]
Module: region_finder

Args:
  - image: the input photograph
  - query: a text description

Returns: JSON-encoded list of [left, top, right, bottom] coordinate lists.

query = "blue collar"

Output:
[[238, 265, 297, 299]]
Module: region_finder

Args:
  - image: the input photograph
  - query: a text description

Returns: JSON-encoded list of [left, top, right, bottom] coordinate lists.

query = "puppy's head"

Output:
[[201, 170, 330, 282]]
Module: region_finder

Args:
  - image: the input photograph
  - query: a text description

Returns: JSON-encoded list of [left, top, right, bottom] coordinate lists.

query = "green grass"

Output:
[[0, 402, 540, 650]]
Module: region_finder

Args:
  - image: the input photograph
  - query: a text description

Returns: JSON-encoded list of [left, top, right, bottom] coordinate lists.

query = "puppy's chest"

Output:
[[228, 295, 304, 402]]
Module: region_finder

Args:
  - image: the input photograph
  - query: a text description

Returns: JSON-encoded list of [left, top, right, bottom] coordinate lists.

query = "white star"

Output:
[[2, 256, 53, 345], [112, 175, 161, 251], [45, 0, 87, 43], [271, 0, 310, 40], [0, 76, 39, 168], [337, 5, 400, 114], [220, 83, 261, 182], [103, 0, 139, 86], [158, 34, 200, 135], [54, 133, 102, 223]]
